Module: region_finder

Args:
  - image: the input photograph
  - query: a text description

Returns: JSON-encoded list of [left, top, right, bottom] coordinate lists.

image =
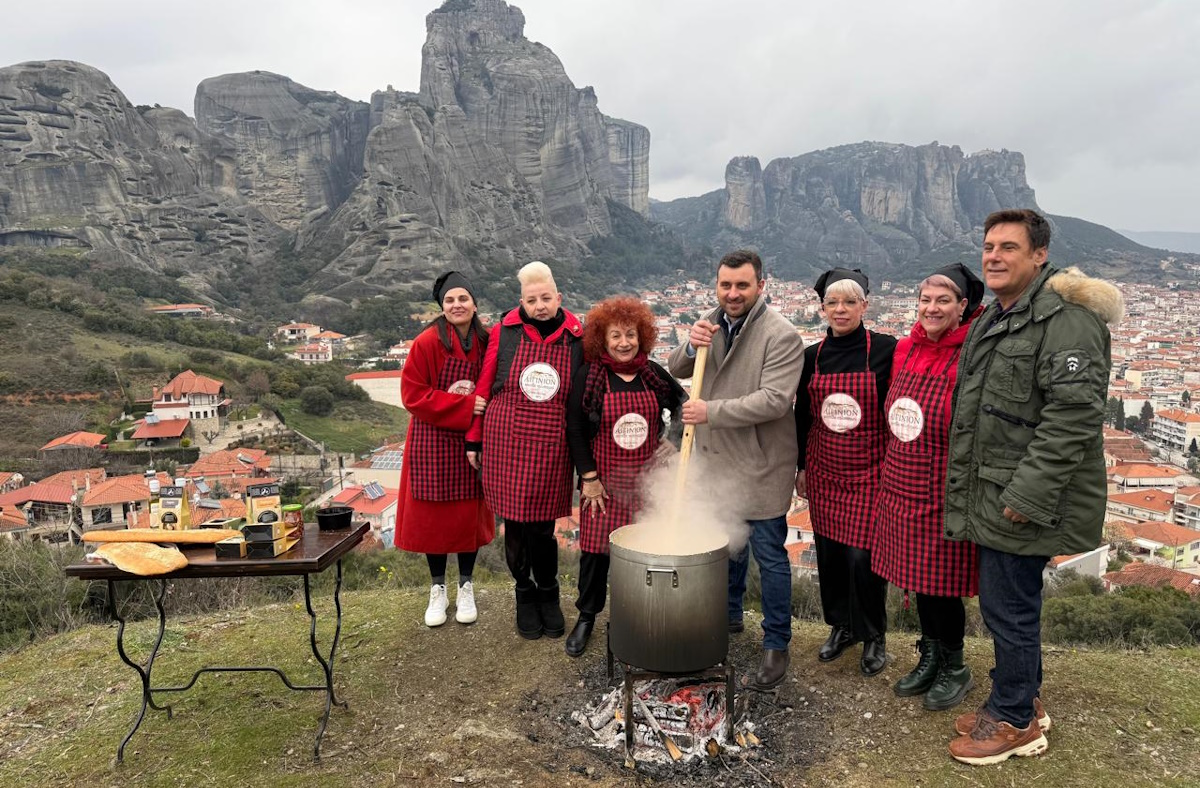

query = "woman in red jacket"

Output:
[[465, 262, 583, 641], [872, 262, 985, 710], [395, 271, 495, 628]]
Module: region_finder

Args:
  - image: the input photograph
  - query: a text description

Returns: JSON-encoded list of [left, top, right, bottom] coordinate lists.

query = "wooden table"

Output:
[[65, 522, 368, 762]]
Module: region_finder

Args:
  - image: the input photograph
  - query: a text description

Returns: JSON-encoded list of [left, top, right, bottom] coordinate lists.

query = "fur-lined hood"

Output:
[[1044, 266, 1124, 325]]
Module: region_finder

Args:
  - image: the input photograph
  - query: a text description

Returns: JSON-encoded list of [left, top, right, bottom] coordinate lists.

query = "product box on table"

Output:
[[153, 485, 191, 530], [245, 535, 301, 559], [246, 482, 282, 526], [214, 535, 247, 559]]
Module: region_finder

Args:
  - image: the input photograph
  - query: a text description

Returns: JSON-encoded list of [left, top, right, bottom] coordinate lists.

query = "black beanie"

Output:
[[931, 263, 985, 315], [814, 267, 869, 299], [432, 271, 476, 305]]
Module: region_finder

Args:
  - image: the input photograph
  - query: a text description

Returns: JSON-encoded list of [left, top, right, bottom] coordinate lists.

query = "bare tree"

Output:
[[201, 429, 221, 445]]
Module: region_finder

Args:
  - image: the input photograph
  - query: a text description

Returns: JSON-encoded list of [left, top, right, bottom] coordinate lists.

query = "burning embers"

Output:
[[572, 676, 762, 765]]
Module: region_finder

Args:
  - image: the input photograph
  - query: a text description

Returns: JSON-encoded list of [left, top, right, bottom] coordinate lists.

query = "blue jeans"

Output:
[[728, 515, 793, 651], [978, 545, 1048, 728]]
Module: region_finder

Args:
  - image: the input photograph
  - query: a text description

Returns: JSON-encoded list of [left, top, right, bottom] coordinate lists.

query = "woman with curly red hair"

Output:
[[563, 296, 685, 657]]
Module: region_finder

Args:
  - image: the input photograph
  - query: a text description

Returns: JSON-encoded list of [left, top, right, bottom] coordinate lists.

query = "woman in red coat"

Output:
[[563, 297, 685, 657], [395, 271, 495, 628], [872, 262, 985, 710]]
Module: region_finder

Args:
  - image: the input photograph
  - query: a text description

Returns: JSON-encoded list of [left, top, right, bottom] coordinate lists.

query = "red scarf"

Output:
[[581, 351, 669, 426]]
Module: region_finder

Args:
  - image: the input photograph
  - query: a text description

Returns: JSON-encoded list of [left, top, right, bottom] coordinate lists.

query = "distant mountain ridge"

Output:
[[651, 142, 1192, 283], [1118, 230, 1200, 256]]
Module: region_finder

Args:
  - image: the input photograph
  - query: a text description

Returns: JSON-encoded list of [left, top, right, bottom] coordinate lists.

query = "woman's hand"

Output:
[[794, 469, 806, 499], [467, 451, 481, 470], [581, 477, 608, 514], [473, 396, 487, 415]]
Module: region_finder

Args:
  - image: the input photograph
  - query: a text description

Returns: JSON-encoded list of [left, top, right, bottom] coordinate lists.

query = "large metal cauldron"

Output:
[[608, 522, 729, 673]]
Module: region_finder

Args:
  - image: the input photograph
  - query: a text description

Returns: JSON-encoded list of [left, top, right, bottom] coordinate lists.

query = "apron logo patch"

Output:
[[447, 379, 475, 395], [887, 397, 924, 443], [519, 362, 560, 402], [821, 392, 863, 433], [612, 412, 649, 450]]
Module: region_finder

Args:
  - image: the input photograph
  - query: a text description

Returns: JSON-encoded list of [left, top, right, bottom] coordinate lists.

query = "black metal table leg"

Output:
[[305, 558, 348, 759], [110, 579, 172, 763]]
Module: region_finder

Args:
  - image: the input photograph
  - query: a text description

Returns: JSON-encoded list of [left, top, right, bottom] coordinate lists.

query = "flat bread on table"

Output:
[[91, 542, 189, 576], [82, 529, 241, 545]]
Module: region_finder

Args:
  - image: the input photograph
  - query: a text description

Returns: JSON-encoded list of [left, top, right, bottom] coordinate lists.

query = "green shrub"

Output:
[[299, 386, 335, 416], [1042, 586, 1200, 647]]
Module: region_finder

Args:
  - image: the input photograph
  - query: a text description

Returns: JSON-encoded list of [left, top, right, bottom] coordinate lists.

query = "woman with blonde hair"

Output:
[[466, 262, 583, 640]]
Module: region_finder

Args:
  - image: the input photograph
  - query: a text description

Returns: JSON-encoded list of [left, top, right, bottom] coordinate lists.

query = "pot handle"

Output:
[[645, 567, 679, 588]]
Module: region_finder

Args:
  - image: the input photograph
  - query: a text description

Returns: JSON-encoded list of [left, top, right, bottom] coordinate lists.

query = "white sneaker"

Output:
[[424, 584, 448, 627], [455, 581, 478, 624]]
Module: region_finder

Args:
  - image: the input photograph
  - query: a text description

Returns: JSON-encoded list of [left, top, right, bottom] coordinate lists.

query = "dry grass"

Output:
[[0, 585, 1196, 787]]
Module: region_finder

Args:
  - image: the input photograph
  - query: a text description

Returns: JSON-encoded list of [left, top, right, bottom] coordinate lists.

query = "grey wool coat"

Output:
[[668, 297, 805, 521]]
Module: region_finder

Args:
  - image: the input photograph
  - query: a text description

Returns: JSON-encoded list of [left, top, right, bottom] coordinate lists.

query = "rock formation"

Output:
[[0, 1, 653, 304], [652, 141, 1165, 281]]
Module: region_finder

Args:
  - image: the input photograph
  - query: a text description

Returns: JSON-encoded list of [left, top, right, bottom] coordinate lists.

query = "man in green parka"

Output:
[[943, 209, 1123, 766]]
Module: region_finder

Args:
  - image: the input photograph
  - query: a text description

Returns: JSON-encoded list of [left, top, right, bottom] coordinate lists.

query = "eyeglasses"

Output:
[[822, 298, 862, 309]]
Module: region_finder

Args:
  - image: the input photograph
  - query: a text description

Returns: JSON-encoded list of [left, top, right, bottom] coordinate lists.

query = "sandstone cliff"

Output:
[[652, 141, 1164, 281], [0, 60, 283, 292]]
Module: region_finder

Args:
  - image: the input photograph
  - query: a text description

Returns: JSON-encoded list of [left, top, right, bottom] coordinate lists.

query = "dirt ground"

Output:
[[1, 585, 1198, 787]]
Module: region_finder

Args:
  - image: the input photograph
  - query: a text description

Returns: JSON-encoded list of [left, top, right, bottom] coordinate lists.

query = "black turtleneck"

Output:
[[794, 323, 897, 470], [519, 305, 566, 338]]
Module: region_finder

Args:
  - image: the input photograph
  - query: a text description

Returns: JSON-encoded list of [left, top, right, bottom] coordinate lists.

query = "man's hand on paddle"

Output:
[[688, 319, 717, 349], [681, 399, 708, 425]]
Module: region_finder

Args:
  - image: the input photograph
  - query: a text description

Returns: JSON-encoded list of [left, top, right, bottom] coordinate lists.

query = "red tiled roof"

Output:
[[1129, 520, 1200, 548], [192, 498, 247, 526], [331, 484, 398, 516], [0, 481, 74, 506], [1104, 561, 1200, 597], [1155, 408, 1200, 424], [0, 503, 29, 531], [1107, 489, 1176, 513], [311, 331, 346, 340], [278, 322, 320, 330], [184, 449, 272, 479], [41, 468, 107, 489], [131, 418, 190, 440], [80, 472, 168, 507], [156, 369, 224, 399], [0, 472, 20, 488], [1109, 463, 1181, 479], [345, 370, 404, 381], [40, 431, 106, 451]]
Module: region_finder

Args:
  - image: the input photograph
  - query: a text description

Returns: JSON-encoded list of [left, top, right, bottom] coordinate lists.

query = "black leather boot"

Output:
[[538, 584, 565, 638], [564, 617, 594, 657], [860, 636, 887, 676], [515, 585, 542, 640], [924, 647, 975, 710], [818, 626, 855, 662], [752, 648, 790, 690], [893, 639, 942, 697]]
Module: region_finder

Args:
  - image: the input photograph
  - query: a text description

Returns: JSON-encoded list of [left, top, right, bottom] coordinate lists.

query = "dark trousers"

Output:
[[814, 532, 887, 642], [504, 519, 558, 590], [978, 545, 1048, 728], [915, 593, 966, 651], [426, 552, 478, 583], [575, 551, 610, 621]]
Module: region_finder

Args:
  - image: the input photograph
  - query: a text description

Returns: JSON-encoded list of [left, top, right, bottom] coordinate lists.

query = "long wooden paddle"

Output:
[[672, 344, 709, 523]]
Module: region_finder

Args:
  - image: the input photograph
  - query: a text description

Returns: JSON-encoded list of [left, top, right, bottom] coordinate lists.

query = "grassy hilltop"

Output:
[[1, 583, 1197, 787]]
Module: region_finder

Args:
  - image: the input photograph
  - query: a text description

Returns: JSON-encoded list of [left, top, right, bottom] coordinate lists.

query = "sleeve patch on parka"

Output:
[[1046, 349, 1098, 405]]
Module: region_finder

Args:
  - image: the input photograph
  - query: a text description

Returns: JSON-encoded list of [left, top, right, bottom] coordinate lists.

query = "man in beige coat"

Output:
[[668, 249, 805, 689]]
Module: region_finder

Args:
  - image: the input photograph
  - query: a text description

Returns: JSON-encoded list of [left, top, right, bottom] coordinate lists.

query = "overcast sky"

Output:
[[4, 0, 1198, 232]]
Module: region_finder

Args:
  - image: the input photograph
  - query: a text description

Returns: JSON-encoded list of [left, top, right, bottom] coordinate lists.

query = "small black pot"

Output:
[[315, 505, 353, 531]]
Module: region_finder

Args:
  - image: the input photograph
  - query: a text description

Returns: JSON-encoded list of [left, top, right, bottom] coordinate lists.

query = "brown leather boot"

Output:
[[751, 648, 789, 690], [955, 697, 1050, 736], [949, 710, 1048, 765]]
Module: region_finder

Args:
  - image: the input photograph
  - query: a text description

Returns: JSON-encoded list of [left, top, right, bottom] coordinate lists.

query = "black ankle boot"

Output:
[[565, 618, 594, 657], [893, 639, 942, 697], [923, 647, 975, 710], [538, 584, 565, 638], [515, 585, 542, 640]]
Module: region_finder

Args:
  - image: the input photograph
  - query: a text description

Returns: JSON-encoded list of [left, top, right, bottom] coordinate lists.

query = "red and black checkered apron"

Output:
[[482, 335, 573, 521], [806, 332, 886, 551], [409, 354, 483, 502], [872, 345, 978, 596], [579, 383, 659, 554]]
